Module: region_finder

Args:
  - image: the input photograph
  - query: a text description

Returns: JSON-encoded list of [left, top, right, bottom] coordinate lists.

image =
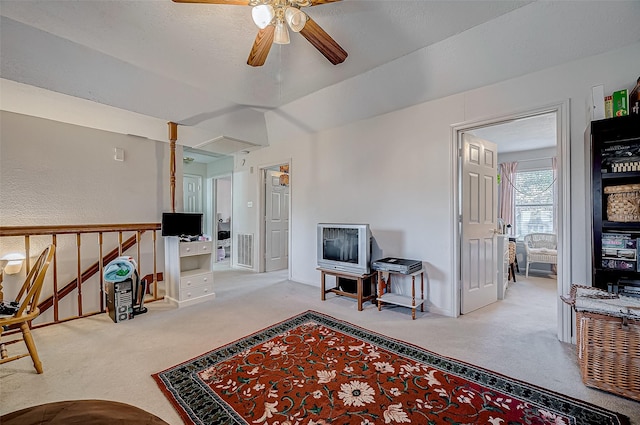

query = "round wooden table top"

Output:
[[1, 399, 170, 425]]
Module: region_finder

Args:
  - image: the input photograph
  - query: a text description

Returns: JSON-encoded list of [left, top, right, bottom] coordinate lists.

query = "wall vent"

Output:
[[237, 233, 254, 268]]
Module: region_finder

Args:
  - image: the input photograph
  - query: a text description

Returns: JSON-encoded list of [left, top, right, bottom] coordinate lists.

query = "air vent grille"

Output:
[[237, 233, 253, 268]]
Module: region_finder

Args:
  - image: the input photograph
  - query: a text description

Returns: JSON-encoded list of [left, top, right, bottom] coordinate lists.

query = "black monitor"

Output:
[[161, 213, 203, 237]]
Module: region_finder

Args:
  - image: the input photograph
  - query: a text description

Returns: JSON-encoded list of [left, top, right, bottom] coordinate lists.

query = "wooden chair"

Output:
[[0, 244, 55, 373], [508, 241, 517, 282]]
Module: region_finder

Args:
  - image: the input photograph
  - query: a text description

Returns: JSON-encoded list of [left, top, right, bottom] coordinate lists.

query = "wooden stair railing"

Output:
[[0, 223, 162, 329], [38, 234, 162, 315]]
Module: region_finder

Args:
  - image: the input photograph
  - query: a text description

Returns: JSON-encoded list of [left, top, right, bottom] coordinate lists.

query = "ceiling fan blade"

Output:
[[172, 0, 249, 5], [247, 26, 275, 67], [308, 0, 342, 5], [299, 17, 347, 65]]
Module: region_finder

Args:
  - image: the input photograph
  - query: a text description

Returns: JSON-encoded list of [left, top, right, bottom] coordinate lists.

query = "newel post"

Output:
[[168, 122, 178, 213]]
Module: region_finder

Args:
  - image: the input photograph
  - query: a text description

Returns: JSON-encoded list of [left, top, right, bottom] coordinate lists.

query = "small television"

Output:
[[161, 212, 203, 237], [317, 223, 371, 275]]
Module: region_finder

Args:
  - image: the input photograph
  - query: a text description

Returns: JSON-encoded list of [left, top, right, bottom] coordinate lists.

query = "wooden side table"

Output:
[[318, 268, 377, 311], [377, 268, 425, 319]]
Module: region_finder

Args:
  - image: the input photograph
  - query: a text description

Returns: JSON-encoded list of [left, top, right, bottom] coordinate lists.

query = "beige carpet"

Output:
[[1, 268, 639, 424]]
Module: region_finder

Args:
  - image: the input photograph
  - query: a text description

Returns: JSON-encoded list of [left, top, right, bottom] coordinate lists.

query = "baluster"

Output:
[[0, 223, 161, 328], [53, 234, 59, 322], [99, 232, 104, 312], [136, 230, 142, 302], [76, 233, 82, 317], [24, 235, 31, 274], [153, 229, 158, 299]]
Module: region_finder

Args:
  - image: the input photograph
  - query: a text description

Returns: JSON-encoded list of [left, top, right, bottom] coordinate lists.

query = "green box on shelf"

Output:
[[612, 89, 628, 117]]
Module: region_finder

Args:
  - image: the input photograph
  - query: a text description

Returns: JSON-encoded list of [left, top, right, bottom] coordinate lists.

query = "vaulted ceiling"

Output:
[[1, 1, 638, 149]]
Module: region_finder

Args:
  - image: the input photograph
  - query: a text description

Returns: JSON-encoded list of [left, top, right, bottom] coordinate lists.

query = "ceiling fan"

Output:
[[172, 0, 348, 67]]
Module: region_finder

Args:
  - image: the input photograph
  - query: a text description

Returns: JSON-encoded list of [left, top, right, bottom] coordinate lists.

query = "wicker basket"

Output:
[[562, 285, 640, 401], [605, 184, 640, 222]]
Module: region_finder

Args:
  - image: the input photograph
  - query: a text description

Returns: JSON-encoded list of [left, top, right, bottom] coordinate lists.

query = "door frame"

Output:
[[258, 158, 292, 276], [211, 173, 233, 264], [450, 100, 572, 343]]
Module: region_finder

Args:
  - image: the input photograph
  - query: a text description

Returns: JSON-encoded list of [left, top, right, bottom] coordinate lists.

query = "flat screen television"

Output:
[[317, 223, 371, 274], [161, 212, 203, 237]]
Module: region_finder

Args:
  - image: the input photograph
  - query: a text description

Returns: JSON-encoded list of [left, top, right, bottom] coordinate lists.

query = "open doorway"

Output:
[[469, 112, 558, 278], [452, 102, 572, 342], [214, 175, 232, 265], [182, 147, 234, 268]]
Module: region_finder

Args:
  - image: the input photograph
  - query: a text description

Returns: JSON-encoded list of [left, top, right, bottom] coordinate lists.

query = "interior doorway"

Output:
[[182, 147, 234, 266], [260, 162, 290, 273], [452, 102, 572, 342], [214, 175, 232, 264]]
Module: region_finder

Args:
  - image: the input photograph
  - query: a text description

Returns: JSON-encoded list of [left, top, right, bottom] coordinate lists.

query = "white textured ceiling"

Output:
[[0, 0, 529, 108], [1, 1, 639, 149], [470, 112, 557, 154]]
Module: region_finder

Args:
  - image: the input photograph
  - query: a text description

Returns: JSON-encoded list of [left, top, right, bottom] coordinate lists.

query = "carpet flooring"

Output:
[[154, 310, 630, 425], [1, 267, 639, 424]]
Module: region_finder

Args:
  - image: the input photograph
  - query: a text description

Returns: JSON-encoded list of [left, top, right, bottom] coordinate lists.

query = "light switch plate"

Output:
[[592, 85, 605, 120], [114, 147, 125, 161]]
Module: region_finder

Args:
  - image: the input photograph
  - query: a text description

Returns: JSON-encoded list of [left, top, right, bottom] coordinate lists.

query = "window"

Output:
[[514, 169, 554, 236]]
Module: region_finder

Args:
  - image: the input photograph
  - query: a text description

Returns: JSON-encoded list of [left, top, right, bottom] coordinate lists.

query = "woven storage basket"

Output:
[[562, 285, 640, 401], [604, 184, 640, 222]]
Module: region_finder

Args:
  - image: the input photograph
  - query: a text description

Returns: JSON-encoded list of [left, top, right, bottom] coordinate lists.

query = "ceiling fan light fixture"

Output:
[[284, 7, 307, 32], [274, 19, 290, 44], [251, 4, 275, 29]]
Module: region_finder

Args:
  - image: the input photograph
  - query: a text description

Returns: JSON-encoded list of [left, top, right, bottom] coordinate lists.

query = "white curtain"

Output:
[[499, 162, 518, 231], [552, 157, 558, 233]]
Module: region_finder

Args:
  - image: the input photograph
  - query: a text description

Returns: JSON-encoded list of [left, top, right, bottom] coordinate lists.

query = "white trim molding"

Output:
[[450, 100, 572, 343]]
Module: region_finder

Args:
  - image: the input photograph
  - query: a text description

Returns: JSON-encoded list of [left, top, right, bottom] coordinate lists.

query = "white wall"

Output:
[[183, 161, 207, 181], [207, 157, 233, 179], [0, 111, 174, 224], [216, 177, 232, 223], [1, 43, 638, 317], [0, 111, 175, 320], [237, 42, 640, 316]]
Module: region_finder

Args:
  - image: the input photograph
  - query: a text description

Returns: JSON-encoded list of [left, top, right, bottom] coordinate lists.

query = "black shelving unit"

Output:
[[591, 115, 640, 296]]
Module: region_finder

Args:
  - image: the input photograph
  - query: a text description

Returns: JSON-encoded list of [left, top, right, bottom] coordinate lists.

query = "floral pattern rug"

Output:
[[153, 311, 629, 425]]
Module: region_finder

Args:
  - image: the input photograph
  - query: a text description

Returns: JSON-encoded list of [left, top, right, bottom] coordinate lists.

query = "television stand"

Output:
[[318, 268, 377, 311]]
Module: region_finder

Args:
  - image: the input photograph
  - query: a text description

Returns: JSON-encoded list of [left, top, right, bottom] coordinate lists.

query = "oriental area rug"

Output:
[[153, 311, 629, 425]]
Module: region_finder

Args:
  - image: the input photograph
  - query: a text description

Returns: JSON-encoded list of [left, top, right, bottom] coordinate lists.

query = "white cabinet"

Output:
[[497, 235, 509, 300], [164, 238, 215, 307]]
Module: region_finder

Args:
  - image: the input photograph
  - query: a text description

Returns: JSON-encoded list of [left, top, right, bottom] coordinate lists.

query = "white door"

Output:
[[460, 134, 498, 314], [184, 174, 202, 213], [265, 169, 289, 271]]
